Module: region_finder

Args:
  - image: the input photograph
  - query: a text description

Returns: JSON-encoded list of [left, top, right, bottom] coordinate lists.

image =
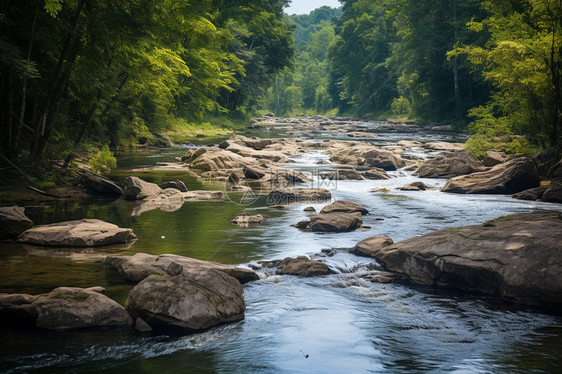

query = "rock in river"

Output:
[[18, 219, 137, 247], [320, 200, 369, 215], [103, 253, 259, 284], [0, 287, 133, 330], [399, 181, 428, 191], [126, 267, 245, 332], [276, 256, 331, 277], [124, 176, 162, 200], [441, 157, 540, 194], [132, 188, 184, 216], [294, 212, 363, 233], [0, 206, 33, 239], [417, 150, 485, 178], [356, 211, 562, 306], [354, 235, 394, 257], [78, 171, 124, 196], [159, 179, 188, 192]]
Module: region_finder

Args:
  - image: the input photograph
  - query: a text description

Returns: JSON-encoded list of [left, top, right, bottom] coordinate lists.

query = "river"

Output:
[[1, 120, 562, 373]]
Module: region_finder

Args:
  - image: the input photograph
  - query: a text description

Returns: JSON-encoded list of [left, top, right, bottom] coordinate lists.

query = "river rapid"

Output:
[[1, 119, 562, 373]]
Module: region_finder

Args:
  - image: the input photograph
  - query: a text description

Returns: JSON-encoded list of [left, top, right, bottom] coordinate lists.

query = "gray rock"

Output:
[[0, 206, 33, 239], [103, 253, 259, 284], [230, 214, 263, 225], [135, 317, 153, 332], [354, 235, 394, 257], [124, 176, 162, 200], [0, 287, 133, 330], [182, 190, 225, 201], [126, 269, 245, 331], [418, 150, 485, 178], [18, 219, 136, 247], [320, 200, 369, 215], [78, 172, 124, 196], [276, 256, 331, 277], [361, 211, 562, 306], [442, 157, 540, 194], [132, 188, 184, 216], [159, 180, 188, 192]]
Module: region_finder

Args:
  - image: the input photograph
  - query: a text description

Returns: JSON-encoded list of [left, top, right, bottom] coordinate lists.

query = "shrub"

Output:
[[89, 145, 117, 173]]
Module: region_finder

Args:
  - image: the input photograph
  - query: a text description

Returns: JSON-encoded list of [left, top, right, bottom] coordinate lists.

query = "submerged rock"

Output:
[[320, 200, 369, 215], [441, 157, 540, 194], [0, 287, 133, 330], [103, 253, 259, 284], [418, 150, 485, 178], [230, 214, 263, 225], [0, 206, 33, 239], [359, 211, 562, 306], [127, 268, 245, 332], [78, 172, 124, 196], [399, 181, 428, 191], [124, 176, 162, 200], [18, 219, 136, 247], [276, 256, 331, 277]]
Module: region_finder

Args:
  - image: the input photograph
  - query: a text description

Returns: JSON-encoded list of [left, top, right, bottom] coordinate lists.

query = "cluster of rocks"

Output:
[[293, 200, 368, 233]]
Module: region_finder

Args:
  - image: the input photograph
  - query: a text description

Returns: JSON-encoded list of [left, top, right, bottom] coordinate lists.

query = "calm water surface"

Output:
[[1, 128, 561, 373]]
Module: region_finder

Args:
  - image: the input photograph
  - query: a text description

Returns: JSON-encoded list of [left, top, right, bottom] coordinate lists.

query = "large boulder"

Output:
[[320, 200, 369, 215], [18, 219, 136, 247], [276, 256, 331, 277], [0, 287, 133, 330], [542, 179, 562, 203], [418, 150, 486, 178], [181, 147, 254, 172], [0, 206, 33, 239], [441, 157, 540, 194], [267, 188, 331, 205], [329, 144, 405, 171], [354, 235, 394, 257], [103, 253, 259, 284], [360, 211, 562, 306], [126, 267, 245, 331], [78, 172, 124, 196], [124, 176, 161, 200], [482, 151, 507, 167], [294, 212, 363, 232], [131, 188, 184, 216]]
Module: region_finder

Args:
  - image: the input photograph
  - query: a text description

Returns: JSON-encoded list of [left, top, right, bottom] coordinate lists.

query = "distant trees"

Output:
[[0, 0, 293, 172]]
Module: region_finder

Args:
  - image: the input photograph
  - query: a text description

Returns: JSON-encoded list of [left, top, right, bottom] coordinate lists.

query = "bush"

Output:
[[88, 146, 117, 173]]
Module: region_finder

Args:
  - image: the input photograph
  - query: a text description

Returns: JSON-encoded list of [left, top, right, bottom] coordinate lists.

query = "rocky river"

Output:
[[1, 116, 562, 373]]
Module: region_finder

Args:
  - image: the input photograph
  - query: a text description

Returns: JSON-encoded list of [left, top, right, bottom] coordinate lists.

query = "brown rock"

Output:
[[482, 151, 507, 167], [230, 214, 264, 225], [418, 150, 485, 178], [542, 179, 562, 203], [78, 172, 124, 196], [18, 219, 136, 247], [276, 256, 331, 277], [442, 157, 540, 194], [320, 200, 369, 215], [399, 182, 428, 191], [159, 180, 188, 192], [354, 235, 394, 257], [512, 186, 548, 201], [296, 212, 363, 232], [132, 188, 184, 216], [361, 168, 391, 180]]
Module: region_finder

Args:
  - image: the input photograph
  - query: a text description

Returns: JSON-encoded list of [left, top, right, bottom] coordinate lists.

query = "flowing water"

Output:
[[1, 124, 562, 373]]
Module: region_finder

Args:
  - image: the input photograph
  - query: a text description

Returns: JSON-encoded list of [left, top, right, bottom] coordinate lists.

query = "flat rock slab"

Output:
[[18, 219, 137, 247], [127, 268, 245, 332], [0, 206, 33, 239], [359, 211, 562, 306], [0, 287, 133, 330], [442, 157, 540, 194], [103, 253, 259, 284], [320, 200, 369, 215], [418, 150, 485, 178], [276, 256, 331, 277]]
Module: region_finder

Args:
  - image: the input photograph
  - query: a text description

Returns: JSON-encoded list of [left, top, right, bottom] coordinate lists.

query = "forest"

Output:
[[0, 0, 561, 182]]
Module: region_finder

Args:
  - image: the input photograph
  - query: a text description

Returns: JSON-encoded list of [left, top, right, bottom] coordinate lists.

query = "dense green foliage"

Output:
[[0, 0, 293, 177]]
